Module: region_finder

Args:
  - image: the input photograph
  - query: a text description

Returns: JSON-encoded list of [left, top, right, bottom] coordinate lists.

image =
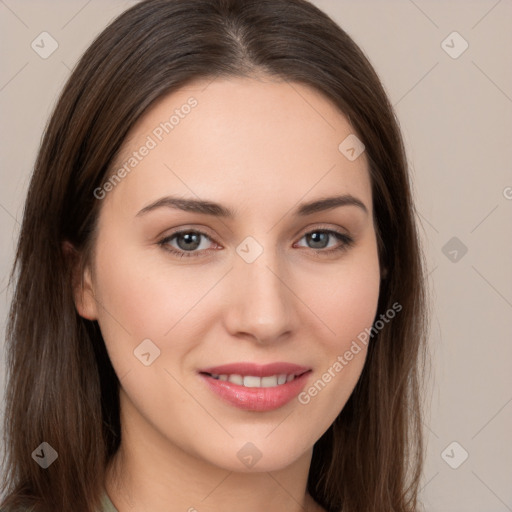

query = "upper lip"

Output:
[[198, 362, 311, 377]]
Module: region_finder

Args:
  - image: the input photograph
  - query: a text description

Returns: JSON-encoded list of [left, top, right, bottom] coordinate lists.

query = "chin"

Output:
[[198, 436, 313, 474]]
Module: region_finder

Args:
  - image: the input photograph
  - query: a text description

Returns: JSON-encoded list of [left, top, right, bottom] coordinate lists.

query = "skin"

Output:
[[73, 75, 381, 512]]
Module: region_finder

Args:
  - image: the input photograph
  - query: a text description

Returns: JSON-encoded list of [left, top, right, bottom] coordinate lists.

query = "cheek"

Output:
[[91, 230, 229, 382], [292, 251, 380, 436], [93, 236, 207, 337], [333, 271, 380, 342], [90, 229, 193, 375], [309, 247, 381, 352]]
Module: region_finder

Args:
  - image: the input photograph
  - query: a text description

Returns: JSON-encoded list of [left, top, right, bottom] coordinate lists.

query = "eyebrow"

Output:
[[136, 194, 368, 218]]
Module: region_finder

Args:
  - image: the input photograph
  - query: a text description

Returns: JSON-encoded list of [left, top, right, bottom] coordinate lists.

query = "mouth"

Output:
[[197, 362, 312, 411], [199, 370, 309, 388]]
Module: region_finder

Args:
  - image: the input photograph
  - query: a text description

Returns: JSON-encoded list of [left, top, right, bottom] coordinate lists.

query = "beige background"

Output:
[[1, 1, 511, 510]]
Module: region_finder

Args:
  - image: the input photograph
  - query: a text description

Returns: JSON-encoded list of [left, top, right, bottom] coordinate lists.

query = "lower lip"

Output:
[[199, 372, 311, 412]]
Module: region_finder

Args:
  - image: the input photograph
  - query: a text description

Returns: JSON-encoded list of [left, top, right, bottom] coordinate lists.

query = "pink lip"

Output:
[[198, 362, 311, 377], [197, 362, 312, 412]]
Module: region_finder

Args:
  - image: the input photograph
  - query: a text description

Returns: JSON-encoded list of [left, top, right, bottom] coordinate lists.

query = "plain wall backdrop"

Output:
[[1, 1, 511, 510]]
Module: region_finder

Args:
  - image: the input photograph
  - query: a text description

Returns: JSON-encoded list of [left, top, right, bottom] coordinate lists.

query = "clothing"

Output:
[[99, 492, 119, 512]]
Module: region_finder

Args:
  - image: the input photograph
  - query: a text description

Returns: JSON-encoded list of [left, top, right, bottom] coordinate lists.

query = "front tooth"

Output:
[[286, 374, 295, 382], [243, 375, 262, 387], [228, 374, 243, 385], [218, 374, 228, 381], [277, 374, 287, 385], [261, 375, 279, 387]]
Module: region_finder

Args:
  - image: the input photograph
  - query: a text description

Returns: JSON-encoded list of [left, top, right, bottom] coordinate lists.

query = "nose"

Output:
[[223, 246, 299, 345]]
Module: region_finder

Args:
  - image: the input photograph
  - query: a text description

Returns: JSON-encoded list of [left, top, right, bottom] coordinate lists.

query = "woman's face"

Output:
[[76, 76, 381, 472]]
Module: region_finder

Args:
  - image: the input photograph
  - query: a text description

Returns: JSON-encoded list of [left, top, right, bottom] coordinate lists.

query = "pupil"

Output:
[[178, 232, 200, 250], [308, 232, 328, 249]]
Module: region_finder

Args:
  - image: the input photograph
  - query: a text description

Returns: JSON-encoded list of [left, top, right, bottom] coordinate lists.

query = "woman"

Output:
[[0, 0, 429, 511]]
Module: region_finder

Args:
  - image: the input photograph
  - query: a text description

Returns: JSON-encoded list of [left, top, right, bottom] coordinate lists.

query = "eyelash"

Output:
[[158, 227, 354, 259]]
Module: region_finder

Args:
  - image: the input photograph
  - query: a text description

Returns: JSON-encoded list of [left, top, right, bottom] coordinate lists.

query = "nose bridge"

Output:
[[226, 238, 296, 342]]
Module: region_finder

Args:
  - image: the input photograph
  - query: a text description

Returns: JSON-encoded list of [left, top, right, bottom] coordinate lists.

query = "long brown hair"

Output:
[[1, 1, 430, 511]]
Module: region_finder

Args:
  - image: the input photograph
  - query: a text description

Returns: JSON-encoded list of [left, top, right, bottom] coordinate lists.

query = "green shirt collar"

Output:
[[99, 492, 119, 512]]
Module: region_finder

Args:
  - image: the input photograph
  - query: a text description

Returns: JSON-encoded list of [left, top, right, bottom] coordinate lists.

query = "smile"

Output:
[[205, 372, 301, 387]]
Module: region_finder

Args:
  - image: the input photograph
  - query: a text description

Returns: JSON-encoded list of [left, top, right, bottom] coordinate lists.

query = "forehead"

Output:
[[105, 76, 372, 218]]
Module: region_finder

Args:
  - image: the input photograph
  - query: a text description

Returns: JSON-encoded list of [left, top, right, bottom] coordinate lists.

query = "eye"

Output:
[[158, 226, 354, 259], [158, 229, 218, 258], [294, 228, 354, 256]]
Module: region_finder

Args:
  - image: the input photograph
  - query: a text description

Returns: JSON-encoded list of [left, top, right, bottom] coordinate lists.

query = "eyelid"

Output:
[[297, 222, 351, 238]]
